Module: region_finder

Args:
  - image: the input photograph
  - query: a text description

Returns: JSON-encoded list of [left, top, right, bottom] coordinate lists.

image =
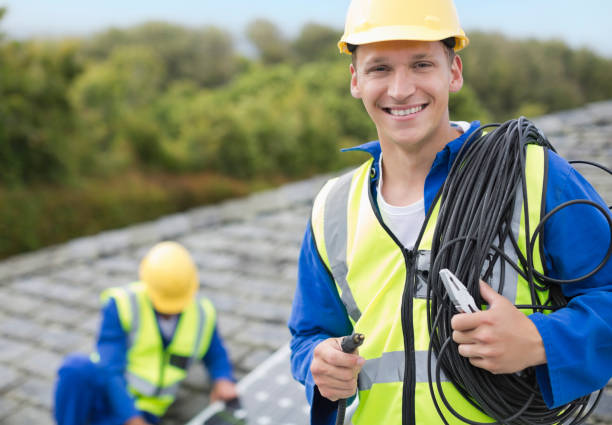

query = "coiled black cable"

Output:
[[424, 117, 611, 425]]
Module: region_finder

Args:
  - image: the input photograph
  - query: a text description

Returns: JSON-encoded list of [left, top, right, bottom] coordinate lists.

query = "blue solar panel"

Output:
[[186, 345, 310, 425]]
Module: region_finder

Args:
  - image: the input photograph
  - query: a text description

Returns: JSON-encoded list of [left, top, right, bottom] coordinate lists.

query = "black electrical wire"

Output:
[[424, 117, 611, 425], [569, 160, 612, 175], [568, 160, 612, 211]]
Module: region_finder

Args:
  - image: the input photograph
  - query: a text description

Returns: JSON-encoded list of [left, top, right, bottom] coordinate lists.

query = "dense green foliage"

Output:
[[460, 32, 612, 119], [1, 11, 612, 258], [81, 21, 241, 88], [0, 39, 82, 185]]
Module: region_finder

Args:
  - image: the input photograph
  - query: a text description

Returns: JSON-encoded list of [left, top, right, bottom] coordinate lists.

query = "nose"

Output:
[[388, 68, 416, 102]]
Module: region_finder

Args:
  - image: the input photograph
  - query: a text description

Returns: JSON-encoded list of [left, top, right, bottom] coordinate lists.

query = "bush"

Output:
[[0, 172, 249, 259], [0, 40, 83, 186]]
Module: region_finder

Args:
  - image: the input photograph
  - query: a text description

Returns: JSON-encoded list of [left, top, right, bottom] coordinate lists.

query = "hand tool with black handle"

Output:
[[335, 333, 365, 425]]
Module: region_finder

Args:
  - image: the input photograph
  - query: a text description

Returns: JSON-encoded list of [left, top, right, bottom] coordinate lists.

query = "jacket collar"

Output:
[[341, 121, 481, 185]]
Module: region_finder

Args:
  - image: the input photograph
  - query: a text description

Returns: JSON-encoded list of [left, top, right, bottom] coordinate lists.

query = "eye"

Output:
[[414, 61, 434, 70], [367, 64, 390, 73]]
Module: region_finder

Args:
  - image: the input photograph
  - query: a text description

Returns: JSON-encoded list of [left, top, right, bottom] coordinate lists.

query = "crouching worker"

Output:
[[54, 241, 237, 425]]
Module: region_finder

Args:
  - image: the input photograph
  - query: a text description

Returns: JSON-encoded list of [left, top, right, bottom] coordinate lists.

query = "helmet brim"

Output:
[[339, 26, 469, 54]]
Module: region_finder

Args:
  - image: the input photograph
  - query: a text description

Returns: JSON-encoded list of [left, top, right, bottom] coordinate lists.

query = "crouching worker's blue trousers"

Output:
[[53, 353, 159, 425]]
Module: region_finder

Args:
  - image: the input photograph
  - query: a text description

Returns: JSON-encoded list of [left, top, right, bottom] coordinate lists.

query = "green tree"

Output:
[[459, 32, 612, 119], [245, 19, 290, 64], [0, 7, 6, 40], [70, 45, 166, 173], [0, 38, 83, 185], [292, 23, 343, 64], [83, 22, 239, 87], [449, 85, 491, 123], [569, 48, 612, 102]]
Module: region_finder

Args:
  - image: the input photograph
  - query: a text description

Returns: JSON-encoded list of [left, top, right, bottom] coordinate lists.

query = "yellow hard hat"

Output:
[[338, 0, 469, 54], [139, 241, 199, 314]]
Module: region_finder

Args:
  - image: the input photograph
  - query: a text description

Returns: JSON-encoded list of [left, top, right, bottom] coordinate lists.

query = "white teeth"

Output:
[[388, 105, 424, 116]]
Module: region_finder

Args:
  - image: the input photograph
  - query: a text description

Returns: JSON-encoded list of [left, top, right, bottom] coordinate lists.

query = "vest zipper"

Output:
[[367, 167, 449, 425], [367, 185, 419, 425], [401, 248, 417, 425], [156, 348, 167, 396]]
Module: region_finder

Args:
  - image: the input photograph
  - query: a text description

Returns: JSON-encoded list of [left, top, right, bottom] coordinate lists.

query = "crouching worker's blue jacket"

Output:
[[54, 282, 235, 425]]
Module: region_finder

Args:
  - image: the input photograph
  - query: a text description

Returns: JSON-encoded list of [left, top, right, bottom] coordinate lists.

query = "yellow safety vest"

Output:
[[100, 282, 216, 416], [311, 145, 548, 424]]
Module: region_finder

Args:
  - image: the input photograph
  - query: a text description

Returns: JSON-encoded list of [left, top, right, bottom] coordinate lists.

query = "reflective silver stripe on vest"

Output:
[[127, 372, 179, 397], [127, 290, 140, 349], [324, 171, 362, 323], [188, 301, 206, 367], [358, 351, 448, 391], [486, 185, 523, 302]]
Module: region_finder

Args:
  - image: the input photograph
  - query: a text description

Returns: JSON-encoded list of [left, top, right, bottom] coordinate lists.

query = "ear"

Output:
[[449, 55, 463, 93], [350, 63, 361, 99]]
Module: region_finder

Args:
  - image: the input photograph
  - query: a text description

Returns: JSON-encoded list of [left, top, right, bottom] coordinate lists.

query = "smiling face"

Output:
[[350, 40, 463, 155]]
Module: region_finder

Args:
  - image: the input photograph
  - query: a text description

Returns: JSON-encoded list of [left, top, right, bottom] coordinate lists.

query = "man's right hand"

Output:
[[124, 416, 151, 425], [310, 337, 365, 402]]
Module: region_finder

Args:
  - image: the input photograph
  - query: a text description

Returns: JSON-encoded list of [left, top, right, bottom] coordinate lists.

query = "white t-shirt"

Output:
[[377, 156, 425, 250], [376, 121, 470, 249]]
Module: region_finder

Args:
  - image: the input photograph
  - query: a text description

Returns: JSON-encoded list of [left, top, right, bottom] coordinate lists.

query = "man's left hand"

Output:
[[451, 280, 547, 374], [210, 378, 238, 402]]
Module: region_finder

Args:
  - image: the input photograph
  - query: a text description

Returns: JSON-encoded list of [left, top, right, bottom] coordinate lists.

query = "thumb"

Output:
[[479, 280, 500, 305]]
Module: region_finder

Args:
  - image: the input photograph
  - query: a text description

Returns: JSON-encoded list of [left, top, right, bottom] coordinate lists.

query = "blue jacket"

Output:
[[288, 121, 612, 425], [97, 297, 235, 423]]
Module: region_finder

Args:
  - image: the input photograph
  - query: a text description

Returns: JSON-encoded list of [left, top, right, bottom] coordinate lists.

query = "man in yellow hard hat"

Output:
[[288, 0, 612, 424], [54, 241, 237, 425]]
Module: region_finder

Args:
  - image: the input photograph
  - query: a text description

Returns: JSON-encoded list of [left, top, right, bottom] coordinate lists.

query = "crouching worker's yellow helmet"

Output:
[[338, 0, 469, 54], [139, 241, 199, 314]]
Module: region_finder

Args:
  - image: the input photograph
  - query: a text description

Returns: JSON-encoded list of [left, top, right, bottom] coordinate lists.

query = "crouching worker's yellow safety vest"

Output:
[[310, 145, 549, 425], [99, 282, 216, 417]]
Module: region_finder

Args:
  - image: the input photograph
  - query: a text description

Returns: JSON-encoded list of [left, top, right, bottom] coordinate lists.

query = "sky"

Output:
[[1, 0, 611, 58]]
